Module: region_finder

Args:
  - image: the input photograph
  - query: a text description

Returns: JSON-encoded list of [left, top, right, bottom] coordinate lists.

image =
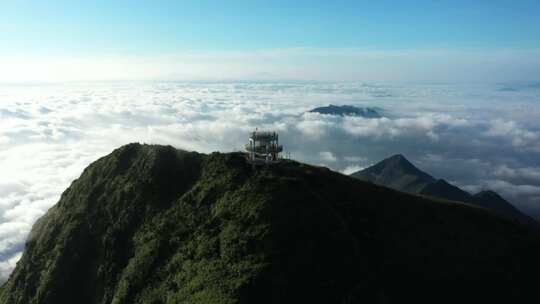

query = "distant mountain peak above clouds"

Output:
[[309, 105, 382, 118], [380, 154, 415, 168], [350, 155, 540, 229], [351, 154, 435, 193]]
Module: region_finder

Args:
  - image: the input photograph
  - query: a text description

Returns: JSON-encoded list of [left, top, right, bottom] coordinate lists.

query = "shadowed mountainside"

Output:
[[351, 154, 435, 193], [352, 154, 540, 229], [1, 144, 539, 304], [420, 179, 472, 202]]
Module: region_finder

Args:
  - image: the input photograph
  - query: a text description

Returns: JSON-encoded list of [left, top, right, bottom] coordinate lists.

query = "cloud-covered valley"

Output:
[[0, 81, 539, 280]]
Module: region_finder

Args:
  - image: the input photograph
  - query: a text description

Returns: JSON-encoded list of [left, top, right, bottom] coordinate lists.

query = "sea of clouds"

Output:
[[0, 81, 539, 280]]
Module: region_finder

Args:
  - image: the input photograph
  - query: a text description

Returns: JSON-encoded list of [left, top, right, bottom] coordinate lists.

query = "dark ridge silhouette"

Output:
[[309, 104, 382, 118], [420, 179, 472, 202], [352, 155, 540, 229]]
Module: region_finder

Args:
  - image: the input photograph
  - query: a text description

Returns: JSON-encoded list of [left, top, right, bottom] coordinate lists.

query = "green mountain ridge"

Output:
[[1, 144, 539, 304]]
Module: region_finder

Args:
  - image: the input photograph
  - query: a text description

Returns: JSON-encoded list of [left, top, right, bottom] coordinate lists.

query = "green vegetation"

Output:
[[1, 144, 539, 303]]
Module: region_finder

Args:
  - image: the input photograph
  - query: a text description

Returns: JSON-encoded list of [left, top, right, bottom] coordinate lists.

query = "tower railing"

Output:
[[245, 130, 283, 165]]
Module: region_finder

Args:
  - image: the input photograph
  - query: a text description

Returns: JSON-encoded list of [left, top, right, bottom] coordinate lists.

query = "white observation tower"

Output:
[[245, 129, 283, 165]]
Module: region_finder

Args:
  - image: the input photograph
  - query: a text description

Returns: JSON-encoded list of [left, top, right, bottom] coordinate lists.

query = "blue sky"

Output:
[[1, 1, 539, 82]]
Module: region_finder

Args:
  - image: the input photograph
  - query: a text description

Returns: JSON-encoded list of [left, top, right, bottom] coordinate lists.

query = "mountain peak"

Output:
[[385, 154, 410, 164], [353, 153, 540, 230], [369, 154, 420, 173], [308, 105, 382, 118], [351, 154, 435, 193]]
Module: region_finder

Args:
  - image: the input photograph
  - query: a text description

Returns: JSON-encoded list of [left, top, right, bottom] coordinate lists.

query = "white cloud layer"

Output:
[[0, 81, 539, 281]]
